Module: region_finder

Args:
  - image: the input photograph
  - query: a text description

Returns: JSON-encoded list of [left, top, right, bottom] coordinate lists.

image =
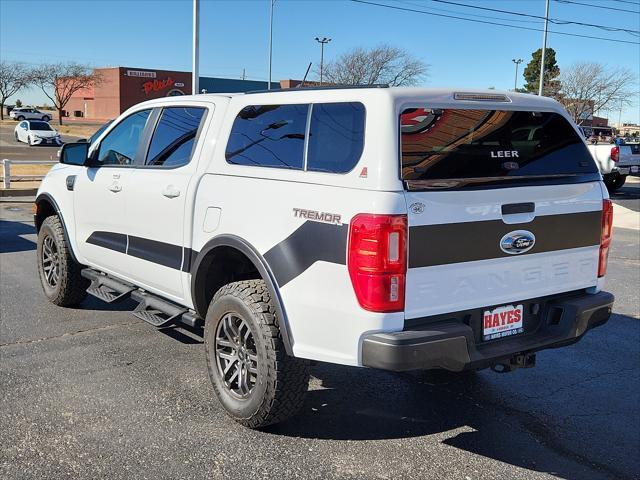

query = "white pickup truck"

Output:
[[586, 141, 640, 191]]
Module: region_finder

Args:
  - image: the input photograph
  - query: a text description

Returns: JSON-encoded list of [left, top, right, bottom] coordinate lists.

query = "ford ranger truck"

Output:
[[34, 87, 614, 428]]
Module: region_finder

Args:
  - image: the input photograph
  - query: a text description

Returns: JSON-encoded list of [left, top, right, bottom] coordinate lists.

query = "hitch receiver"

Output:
[[491, 352, 536, 373]]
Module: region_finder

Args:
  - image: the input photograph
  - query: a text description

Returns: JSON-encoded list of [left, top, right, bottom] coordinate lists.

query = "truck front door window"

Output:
[[96, 110, 151, 166]]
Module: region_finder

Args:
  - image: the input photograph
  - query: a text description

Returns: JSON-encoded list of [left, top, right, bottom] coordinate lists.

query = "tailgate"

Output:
[[403, 184, 602, 319], [400, 106, 603, 320], [618, 144, 640, 167]]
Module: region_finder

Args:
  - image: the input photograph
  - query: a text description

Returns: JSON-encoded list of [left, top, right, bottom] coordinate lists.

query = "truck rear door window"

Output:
[[226, 104, 308, 170], [400, 108, 598, 187]]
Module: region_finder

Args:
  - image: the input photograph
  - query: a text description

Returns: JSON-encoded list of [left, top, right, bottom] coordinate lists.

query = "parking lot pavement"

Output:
[[1, 190, 639, 480]]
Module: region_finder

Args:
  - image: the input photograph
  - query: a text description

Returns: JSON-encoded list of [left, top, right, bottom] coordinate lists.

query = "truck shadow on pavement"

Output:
[[0, 220, 36, 253], [261, 315, 638, 480]]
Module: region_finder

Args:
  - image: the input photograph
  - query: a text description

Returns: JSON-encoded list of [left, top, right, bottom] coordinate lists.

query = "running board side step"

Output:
[[131, 291, 189, 328], [81, 269, 203, 329], [82, 268, 135, 303]]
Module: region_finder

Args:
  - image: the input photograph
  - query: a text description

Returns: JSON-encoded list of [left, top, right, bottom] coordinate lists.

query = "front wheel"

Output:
[[17, 115, 25, 121], [204, 280, 309, 428], [42, 115, 51, 122], [37, 215, 88, 306]]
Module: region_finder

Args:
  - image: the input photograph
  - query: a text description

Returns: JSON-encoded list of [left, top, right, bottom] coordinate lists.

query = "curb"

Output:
[[0, 188, 38, 198]]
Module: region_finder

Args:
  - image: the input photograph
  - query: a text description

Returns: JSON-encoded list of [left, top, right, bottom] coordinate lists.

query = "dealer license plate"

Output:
[[483, 304, 524, 341]]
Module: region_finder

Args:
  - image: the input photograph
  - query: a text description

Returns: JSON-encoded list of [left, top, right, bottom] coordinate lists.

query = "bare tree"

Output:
[[0, 61, 32, 120], [558, 62, 637, 125], [32, 62, 102, 125], [319, 45, 428, 86]]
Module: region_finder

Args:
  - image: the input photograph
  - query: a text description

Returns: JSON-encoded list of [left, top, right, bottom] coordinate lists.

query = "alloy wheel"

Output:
[[41, 235, 60, 287], [215, 313, 259, 398]]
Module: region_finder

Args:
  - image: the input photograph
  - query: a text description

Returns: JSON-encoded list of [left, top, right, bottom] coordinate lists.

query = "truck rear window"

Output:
[[400, 108, 598, 187]]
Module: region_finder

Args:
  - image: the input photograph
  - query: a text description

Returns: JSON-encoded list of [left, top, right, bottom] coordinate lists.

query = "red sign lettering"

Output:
[[142, 77, 175, 95]]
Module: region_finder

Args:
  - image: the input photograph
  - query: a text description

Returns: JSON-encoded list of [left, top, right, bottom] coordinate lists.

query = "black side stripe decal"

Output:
[[264, 221, 349, 287], [182, 248, 198, 273], [128, 235, 183, 270], [86, 221, 349, 287], [86, 231, 127, 253], [409, 210, 602, 268]]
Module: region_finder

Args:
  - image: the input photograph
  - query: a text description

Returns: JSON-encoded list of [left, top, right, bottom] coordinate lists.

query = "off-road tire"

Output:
[[204, 280, 309, 428], [37, 215, 88, 306]]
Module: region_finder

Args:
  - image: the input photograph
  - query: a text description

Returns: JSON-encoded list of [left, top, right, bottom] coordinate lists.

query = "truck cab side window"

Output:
[[96, 109, 151, 166], [145, 107, 206, 168], [225, 104, 308, 170]]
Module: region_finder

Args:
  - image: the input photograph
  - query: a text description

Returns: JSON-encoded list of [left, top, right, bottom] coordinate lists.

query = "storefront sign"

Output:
[[142, 77, 175, 95], [127, 70, 156, 78]]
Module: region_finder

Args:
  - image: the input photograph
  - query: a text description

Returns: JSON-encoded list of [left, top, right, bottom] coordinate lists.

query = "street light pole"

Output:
[[268, 0, 275, 90], [315, 37, 331, 85], [512, 58, 523, 91], [538, 0, 550, 96], [192, 0, 200, 95]]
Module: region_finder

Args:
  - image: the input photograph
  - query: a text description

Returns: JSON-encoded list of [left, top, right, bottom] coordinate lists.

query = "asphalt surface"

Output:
[[0, 124, 83, 162], [1, 187, 639, 479]]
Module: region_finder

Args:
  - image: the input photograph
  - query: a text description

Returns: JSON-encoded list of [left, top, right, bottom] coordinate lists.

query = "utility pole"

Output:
[[512, 58, 523, 91], [192, 0, 200, 95], [538, 0, 549, 96], [268, 0, 275, 90], [315, 37, 331, 85]]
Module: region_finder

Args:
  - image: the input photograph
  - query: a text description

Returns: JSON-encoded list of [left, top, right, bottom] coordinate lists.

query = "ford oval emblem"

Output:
[[410, 202, 425, 214], [500, 230, 536, 255]]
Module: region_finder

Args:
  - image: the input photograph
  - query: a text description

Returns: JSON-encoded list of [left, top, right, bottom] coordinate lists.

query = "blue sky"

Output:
[[1, 0, 639, 122]]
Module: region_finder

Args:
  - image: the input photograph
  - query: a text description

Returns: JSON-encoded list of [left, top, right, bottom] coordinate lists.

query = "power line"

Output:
[[609, 0, 640, 6], [553, 0, 640, 14], [398, 0, 543, 24], [349, 0, 640, 45], [429, 0, 640, 35]]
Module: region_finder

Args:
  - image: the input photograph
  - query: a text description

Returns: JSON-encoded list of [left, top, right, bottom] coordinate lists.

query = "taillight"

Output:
[[598, 199, 613, 277], [611, 146, 619, 163], [348, 214, 407, 312]]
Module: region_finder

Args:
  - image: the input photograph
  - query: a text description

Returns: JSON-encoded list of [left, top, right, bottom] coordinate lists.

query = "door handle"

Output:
[[162, 185, 181, 198], [108, 183, 122, 193]]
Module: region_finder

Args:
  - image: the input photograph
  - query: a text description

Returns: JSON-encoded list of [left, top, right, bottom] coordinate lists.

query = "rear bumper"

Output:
[[361, 291, 614, 372]]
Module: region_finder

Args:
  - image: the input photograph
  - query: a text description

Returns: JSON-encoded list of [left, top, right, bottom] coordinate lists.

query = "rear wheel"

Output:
[[604, 173, 626, 192], [37, 215, 88, 306], [204, 280, 309, 428]]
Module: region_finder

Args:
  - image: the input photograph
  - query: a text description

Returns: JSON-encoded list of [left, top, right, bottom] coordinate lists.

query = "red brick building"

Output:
[[64, 67, 192, 121]]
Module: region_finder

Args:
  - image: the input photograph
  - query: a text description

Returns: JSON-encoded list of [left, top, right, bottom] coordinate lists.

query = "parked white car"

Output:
[[9, 107, 52, 122], [14, 120, 62, 146]]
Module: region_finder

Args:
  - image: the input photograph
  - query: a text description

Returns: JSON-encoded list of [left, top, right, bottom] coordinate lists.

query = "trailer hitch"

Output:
[[491, 352, 536, 373]]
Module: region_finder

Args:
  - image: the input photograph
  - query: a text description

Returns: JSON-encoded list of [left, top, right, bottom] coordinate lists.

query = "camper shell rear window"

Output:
[[400, 108, 598, 189]]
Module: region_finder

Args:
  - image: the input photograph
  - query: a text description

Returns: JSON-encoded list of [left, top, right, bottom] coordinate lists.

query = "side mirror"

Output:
[[59, 142, 89, 166]]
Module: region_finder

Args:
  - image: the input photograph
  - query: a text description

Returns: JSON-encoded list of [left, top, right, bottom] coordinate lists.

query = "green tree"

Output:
[[15, 99, 22, 108], [523, 48, 561, 97]]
